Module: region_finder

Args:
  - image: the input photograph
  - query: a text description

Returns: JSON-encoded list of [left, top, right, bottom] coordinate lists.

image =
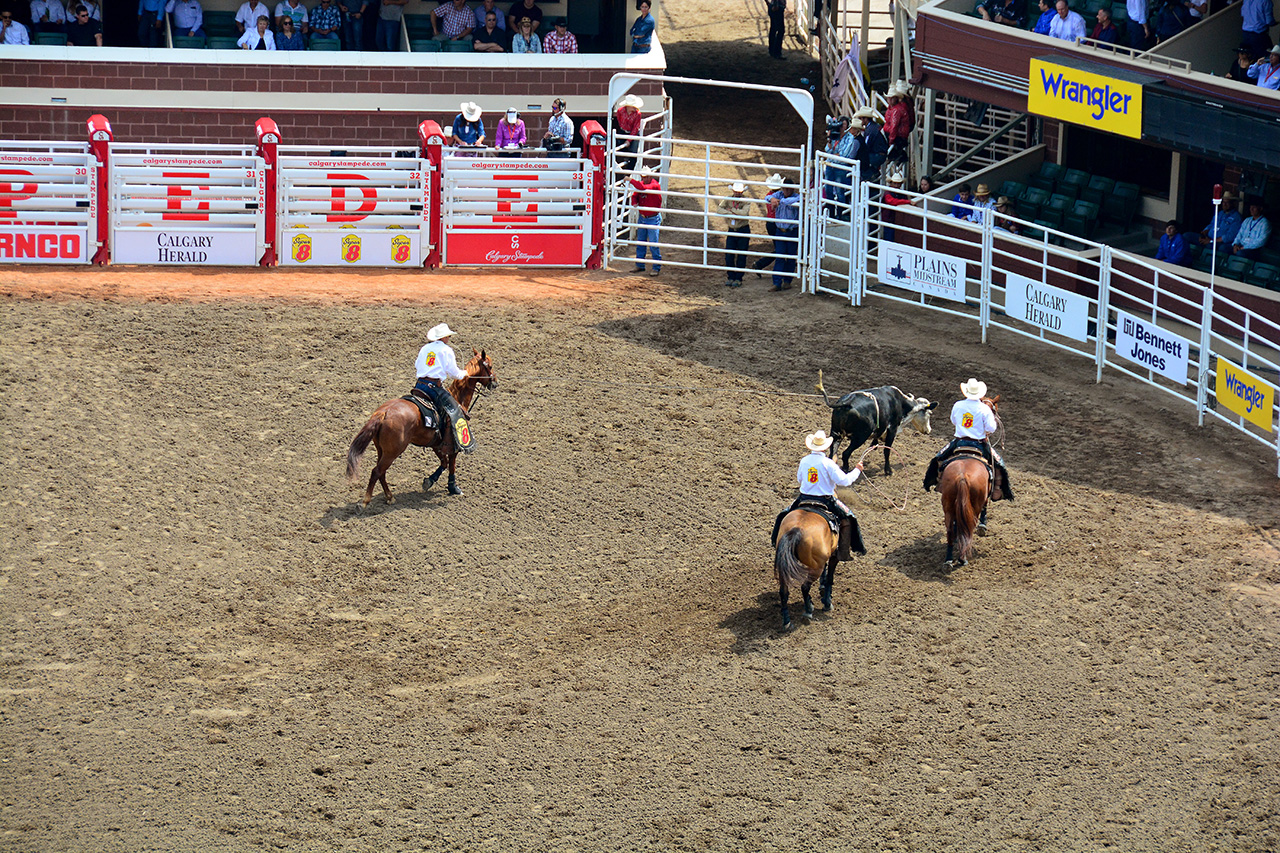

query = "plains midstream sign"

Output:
[[1004, 273, 1090, 342], [1115, 310, 1191, 385], [1217, 358, 1275, 433], [877, 241, 966, 303], [1028, 57, 1148, 140]]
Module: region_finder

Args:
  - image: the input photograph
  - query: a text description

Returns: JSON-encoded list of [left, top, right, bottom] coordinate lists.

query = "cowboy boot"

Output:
[[923, 456, 940, 492], [837, 519, 853, 561]]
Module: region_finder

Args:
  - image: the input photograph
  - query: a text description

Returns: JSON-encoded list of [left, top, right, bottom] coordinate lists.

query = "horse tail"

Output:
[[773, 527, 809, 589], [816, 369, 838, 408], [346, 411, 385, 481], [952, 471, 975, 561]]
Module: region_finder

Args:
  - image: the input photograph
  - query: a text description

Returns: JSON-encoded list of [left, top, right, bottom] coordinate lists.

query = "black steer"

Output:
[[816, 372, 939, 474]]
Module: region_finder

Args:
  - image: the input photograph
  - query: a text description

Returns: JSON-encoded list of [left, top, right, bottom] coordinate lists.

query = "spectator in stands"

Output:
[[474, 0, 503, 31], [138, 0, 166, 45], [884, 81, 913, 164], [950, 183, 975, 219], [472, 9, 506, 51], [32, 0, 66, 33], [717, 182, 752, 287], [1232, 199, 1272, 259], [378, 0, 406, 51], [1155, 220, 1192, 265], [856, 105, 889, 178], [495, 108, 527, 149], [65, 4, 101, 44], [1228, 45, 1258, 83], [1199, 191, 1243, 249], [1155, 0, 1192, 43], [766, 0, 785, 59], [630, 165, 663, 277], [881, 168, 913, 242], [767, 179, 801, 290], [1049, 0, 1085, 41], [277, 15, 305, 47], [339, 0, 369, 50], [68, 0, 100, 21], [432, 0, 472, 42], [631, 0, 654, 53], [542, 98, 573, 154], [968, 183, 995, 223], [311, 0, 341, 42], [1, 9, 31, 43], [511, 14, 540, 51], [1127, 0, 1151, 49], [1240, 0, 1277, 55], [276, 0, 308, 34], [235, 0, 269, 34], [994, 196, 1021, 234], [615, 93, 644, 173], [238, 14, 276, 47], [167, 0, 205, 38], [1186, 0, 1207, 24], [543, 16, 576, 53], [1031, 0, 1055, 35], [978, 0, 1025, 28], [1246, 44, 1280, 89], [507, 0, 541, 33], [1090, 7, 1118, 43], [451, 102, 487, 148]]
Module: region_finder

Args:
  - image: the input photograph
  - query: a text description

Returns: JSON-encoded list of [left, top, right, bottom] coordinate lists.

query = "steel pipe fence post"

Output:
[[1096, 245, 1112, 383], [980, 207, 994, 343], [1197, 284, 1214, 427]]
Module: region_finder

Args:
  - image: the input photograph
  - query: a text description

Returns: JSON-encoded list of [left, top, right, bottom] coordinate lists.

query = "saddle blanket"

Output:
[[401, 391, 438, 429]]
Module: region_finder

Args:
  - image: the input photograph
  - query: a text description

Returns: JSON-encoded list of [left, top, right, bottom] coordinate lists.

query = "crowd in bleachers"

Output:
[[0, 0, 657, 52], [975, 0, 1280, 88]]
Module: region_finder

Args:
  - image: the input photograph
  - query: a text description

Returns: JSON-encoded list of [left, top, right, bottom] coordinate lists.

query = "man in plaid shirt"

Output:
[[542, 16, 576, 53], [310, 0, 341, 41], [432, 0, 473, 41]]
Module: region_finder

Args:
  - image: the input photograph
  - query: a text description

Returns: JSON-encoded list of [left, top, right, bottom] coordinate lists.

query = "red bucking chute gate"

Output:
[[1, 115, 605, 270]]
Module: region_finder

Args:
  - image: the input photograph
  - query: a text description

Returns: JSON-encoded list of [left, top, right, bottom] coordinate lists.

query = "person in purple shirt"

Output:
[[1155, 221, 1192, 266], [494, 109, 527, 149]]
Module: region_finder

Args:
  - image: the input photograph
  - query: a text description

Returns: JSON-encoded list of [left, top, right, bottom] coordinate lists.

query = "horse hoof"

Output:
[[447, 484, 463, 496], [780, 619, 794, 632], [977, 523, 988, 536], [822, 601, 834, 613], [386, 495, 396, 504]]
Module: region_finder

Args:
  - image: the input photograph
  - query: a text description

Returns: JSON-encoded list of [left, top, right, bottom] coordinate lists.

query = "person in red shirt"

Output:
[[629, 165, 662, 276], [614, 93, 644, 173], [883, 81, 914, 165]]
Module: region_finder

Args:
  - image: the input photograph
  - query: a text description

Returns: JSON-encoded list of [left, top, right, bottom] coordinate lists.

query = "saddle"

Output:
[[771, 498, 867, 560], [402, 389, 439, 430], [937, 448, 1003, 501]]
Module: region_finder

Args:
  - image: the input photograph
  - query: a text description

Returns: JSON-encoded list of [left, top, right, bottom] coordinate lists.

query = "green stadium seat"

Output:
[[1245, 262, 1279, 289], [1223, 255, 1252, 280], [204, 11, 238, 37], [1063, 199, 1100, 240], [1040, 193, 1073, 229], [35, 32, 66, 45], [441, 39, 472, 51], [1058, 168, 1090, 196], [207, 36, 240, 49], [999, 180, 1025, 201], [404, 14, 434, 38], [1103, 184, 1139, 229], [173, 35, 207, 49], [1028, 161, 1064, 193], [310, 38, 341, 50], [411, 39, 441, 51], [1193, 250, 1220, 274], [1016, 186, 1050, 221], [1083, 175, 1114, 207]]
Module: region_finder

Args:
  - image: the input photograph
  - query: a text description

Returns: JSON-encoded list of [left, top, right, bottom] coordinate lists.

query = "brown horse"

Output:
[[346, 349, 496, 506], [772, 509, 839, 631], [938, 394, 1000, 568]]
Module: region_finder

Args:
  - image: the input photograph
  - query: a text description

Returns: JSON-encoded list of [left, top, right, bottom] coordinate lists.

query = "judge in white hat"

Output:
[[414, 322, 476, 463], [451, 102, 487, 149]]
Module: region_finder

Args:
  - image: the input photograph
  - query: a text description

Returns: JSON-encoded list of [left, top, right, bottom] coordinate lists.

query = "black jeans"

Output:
[[725, 226, 750, 280], [768, 9, 785, 57]]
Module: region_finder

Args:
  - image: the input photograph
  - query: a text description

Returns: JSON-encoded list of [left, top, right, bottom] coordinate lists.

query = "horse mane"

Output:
[[446, 351, 483, 399]]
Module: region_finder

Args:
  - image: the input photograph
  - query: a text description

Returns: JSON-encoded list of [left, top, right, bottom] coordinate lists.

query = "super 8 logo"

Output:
[[961, 413, 974, 428], [426, 352, 437, 367], [807, 466, 819, 484], [291, 232, 312, 263]]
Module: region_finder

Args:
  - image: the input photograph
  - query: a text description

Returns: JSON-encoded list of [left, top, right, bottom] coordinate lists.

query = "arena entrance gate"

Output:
[[603, 74, 814, 282], [0, 116, 107, 265]]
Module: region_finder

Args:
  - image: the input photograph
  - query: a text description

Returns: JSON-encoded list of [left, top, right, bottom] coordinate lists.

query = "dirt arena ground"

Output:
[[3, 3, 1280, 852]]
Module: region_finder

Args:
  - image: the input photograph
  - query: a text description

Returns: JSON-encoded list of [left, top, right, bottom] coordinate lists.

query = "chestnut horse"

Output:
[[939, 395, 1000, 568], [772, 509, 838, 631], [346, 349, 496, 506]]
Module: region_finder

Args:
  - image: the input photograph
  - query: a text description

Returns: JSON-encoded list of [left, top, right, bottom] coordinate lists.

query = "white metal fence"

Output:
[[0, 141, 98, 264], [810, 149, 1280, 475]]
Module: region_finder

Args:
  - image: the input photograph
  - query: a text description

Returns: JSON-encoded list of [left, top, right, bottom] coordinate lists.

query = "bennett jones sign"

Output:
[[1114, 310, 1191, 385], [877, 241, 966, 303], [112, 230, 259, 265], [1004, 273, 1090, 342]]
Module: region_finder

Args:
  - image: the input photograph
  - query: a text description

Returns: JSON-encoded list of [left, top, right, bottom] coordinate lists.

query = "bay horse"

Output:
[[772, 509, 838, 631], [346, 349, 496, 506], [939, 395, 1000, 569]]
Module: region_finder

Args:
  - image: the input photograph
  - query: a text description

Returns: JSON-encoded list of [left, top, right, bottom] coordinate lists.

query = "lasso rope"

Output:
[[507, 375, 827, 399], [845, 443, 913, 512]]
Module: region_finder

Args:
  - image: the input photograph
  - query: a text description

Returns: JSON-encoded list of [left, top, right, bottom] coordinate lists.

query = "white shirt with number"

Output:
[[415, 342, 467, 381], [951, 398, 996, 439], [797, 451, 861, 496]]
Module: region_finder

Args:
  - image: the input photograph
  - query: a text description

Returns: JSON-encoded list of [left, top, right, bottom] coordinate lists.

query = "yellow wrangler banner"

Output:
[[1218, 358, 1275, 432], [1028, 58, 1143, 139]]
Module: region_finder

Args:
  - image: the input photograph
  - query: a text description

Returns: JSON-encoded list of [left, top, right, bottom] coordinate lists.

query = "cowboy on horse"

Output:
[[923, 378, 1014, 501], [414, 322, 476, 454], [773, 429, 867, 562]]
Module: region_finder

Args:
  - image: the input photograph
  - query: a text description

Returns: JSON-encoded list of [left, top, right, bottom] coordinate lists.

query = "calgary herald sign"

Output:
[[112, 230, 259, 265], [1004, 273, 1090, 341], [876, 241, 966, 303]]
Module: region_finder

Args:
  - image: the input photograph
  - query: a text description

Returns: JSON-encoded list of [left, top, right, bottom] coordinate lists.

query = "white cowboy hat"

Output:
[[619, 94, 644, 110], [887, 169, 906, 184], [890, 81, 910, 98], [428, 322, 456, 342], [961, 378, 987, 400], [461, 102, 482, 122], [805, 429, 835, 452], [854, 105, 879, 121], [765, 173, 784, 190], [730, 181, 747, 193], [638, 165, 655, 177]]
